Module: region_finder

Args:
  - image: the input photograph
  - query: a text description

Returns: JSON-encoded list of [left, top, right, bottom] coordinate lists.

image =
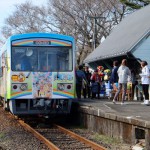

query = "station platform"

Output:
[[78, 99, 150, 122], [76, 98, 150, 149]]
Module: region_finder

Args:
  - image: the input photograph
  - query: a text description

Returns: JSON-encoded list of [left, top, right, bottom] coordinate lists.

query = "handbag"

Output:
[[82, 79, 87, 89]]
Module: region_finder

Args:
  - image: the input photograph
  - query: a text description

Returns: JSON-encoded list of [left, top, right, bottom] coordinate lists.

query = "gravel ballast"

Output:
[[0, 106, 132, 150], [0, 107, 49, 150]]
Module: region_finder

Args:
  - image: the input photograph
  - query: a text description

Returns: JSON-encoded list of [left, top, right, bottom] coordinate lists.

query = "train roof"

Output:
[[0, 32, 75, 54], [9, 32, 74, 41]]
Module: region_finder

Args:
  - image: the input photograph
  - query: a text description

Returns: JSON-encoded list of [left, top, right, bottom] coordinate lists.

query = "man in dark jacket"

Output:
[[110, 61, 119, 91], [83, 66, 91, 98], [76, 65, 87, 99]]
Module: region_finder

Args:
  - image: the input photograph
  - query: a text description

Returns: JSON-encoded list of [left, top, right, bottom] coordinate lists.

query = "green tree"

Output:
[[120, 0, 150, 9]]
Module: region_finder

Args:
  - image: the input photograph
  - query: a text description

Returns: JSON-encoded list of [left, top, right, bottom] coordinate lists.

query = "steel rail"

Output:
[[54, 124, 107, 150], [18, 120, 59, 150]]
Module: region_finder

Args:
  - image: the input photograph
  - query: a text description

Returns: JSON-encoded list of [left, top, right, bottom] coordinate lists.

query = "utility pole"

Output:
[[88, 14, 105, 50]]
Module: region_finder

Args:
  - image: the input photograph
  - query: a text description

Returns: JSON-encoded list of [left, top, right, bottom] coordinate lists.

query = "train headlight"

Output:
[[13, 85, 18, 90], [57, 83, 65, 91], [67, 85, 71, 89], [20, 84, 27, 91]]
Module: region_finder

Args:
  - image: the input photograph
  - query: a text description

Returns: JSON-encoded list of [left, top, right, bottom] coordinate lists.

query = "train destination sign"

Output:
[[33, 40, 51, 45]]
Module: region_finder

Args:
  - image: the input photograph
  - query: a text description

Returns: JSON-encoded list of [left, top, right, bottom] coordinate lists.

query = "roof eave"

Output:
[[84, 51, 128, 63]]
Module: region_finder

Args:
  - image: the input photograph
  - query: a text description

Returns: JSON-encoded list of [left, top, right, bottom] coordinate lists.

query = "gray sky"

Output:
[[0, 0, 47, 28]]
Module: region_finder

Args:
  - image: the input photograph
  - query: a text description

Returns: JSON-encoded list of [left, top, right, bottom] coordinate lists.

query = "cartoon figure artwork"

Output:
[[97, 66, 104, 81], [33, 72, 52, 98], [11, 73, 26, 82], [104, 69, 111, 81], [53, 73, 74, 98], [18, 73, 26, 82], [11, 72, 33, 99]]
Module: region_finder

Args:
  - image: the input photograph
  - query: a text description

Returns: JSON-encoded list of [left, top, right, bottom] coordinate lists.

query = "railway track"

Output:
[[19, 120, 107, 150]]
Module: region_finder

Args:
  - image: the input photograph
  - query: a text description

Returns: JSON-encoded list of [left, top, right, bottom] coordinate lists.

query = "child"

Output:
[[91, 80, 99, 99]]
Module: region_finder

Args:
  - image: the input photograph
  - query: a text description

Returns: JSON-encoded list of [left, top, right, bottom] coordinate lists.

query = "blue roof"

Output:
[[10, 32, 74, 41]]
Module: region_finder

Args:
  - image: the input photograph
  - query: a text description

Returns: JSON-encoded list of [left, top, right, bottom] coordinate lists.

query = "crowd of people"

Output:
[[75, 59, 150, 105], [75, 64, 107, 100]]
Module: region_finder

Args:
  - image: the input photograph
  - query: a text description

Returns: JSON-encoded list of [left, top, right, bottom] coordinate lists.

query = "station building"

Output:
[[84, 4, 150, 76]]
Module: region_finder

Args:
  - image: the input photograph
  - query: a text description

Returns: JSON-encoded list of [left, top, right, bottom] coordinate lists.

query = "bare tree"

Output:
[[1, 1, 54, 39], [49, 0, 129, 65], [0, 39, 4, 47], [1, 0, 129, 65]]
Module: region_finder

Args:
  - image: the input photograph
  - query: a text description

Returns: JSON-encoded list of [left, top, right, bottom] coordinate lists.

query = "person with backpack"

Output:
[[76, 65, 88, 99]]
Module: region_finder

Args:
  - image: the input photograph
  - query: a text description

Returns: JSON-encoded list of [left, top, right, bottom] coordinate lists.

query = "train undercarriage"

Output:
[[0, 97, 72, 117]]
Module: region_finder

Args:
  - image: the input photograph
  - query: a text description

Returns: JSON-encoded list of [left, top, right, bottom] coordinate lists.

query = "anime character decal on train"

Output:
[[33, 72, 52, 98], [11, 72, 74, 99]]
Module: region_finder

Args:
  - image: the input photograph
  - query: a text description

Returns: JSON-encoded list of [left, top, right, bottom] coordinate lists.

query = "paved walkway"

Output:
[[78, 99, 150, 122]]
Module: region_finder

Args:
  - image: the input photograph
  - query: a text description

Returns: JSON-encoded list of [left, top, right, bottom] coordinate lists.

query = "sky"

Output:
[[0, 0, 47, 28]]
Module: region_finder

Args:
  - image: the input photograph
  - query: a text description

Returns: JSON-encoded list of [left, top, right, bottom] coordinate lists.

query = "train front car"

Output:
[[1, 33, 76, 116]]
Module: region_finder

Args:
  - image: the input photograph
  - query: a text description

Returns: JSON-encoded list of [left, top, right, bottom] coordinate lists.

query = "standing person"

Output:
[[110, 60, 119, 91], [91, 69, 101, 99], [83, 66, 92, 98], [130, 68, 137, 100], [21, 55, 32, 70], [113, 59, 131, 105], [20, 49, 33, 71], [76, 65, 87, 99], [91, 80, 99, 99], [139, 61, 150, 105]]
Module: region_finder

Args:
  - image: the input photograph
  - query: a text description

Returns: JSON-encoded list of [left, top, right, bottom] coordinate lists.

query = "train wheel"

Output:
[[0, 97, 3, 107], [3, 98, 10, 111], [0, 101, 3, 107]]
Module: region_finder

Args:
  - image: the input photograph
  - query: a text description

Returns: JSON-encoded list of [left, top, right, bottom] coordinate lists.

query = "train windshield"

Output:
[[12, 46, 73, 72]]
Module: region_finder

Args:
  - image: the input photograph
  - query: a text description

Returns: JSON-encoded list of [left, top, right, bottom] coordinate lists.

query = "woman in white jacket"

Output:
[[140, 61, 150, 105], [113, 59, 131, 105]]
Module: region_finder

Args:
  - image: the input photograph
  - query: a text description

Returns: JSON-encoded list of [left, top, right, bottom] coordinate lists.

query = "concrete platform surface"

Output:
[[78, 99, 150, 122]]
